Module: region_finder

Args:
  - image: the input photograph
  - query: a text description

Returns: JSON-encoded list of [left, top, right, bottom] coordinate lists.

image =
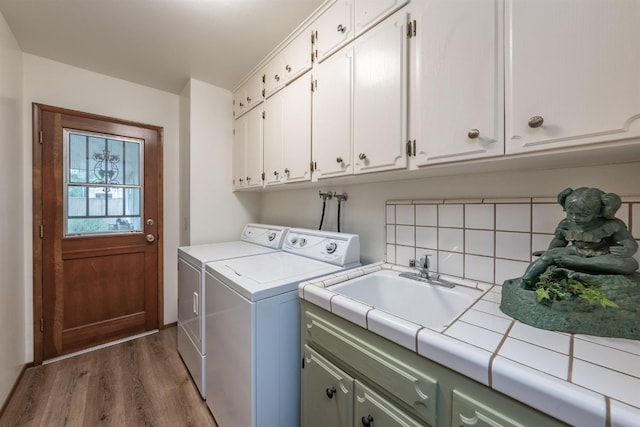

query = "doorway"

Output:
[[32, 104, 163, 363]]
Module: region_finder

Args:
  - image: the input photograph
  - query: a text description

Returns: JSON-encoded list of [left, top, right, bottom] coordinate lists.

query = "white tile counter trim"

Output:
[[299, 262, 640, 427]]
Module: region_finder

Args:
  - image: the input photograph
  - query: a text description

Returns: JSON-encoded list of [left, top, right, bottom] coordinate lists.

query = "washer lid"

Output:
[[178, 241, 276, 268], [207, 252, 346, 302]]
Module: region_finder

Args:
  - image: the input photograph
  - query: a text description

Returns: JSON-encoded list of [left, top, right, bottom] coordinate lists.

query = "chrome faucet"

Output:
[[404, 254, 455, 288], [413, 254, 431, 279]]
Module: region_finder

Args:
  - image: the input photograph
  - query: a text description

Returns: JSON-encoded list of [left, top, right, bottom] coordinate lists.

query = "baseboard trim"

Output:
[[0, 363, 32, 419]]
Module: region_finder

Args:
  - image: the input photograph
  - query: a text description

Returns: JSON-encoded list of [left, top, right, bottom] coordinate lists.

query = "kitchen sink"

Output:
[[329, 269, 484, 329]]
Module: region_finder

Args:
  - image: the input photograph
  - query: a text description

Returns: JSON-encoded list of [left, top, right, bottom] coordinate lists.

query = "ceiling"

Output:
[[0, 0, 326, 94]]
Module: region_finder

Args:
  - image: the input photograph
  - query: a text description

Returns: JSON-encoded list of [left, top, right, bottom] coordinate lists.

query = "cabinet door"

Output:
[[263, 92, 285, 186], [245, 106, 264, 188], [412, 0, 503, 166], [302, 345, 354, 427], [353, 8, 408, 174], [355, 0, 408, 35], [232, 114, 247, 189], [505, 0, 640, 153], [233, 73, 264, 119], [313, 0, 354, 63], [282, 74, 312, 183], [284, 30, 313, 83], [264, 53, 285, 98], [312, 47, 353, 179], [355, 381, 424, 427]]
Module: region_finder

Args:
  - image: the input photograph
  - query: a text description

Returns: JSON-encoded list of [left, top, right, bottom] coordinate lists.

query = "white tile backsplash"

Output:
[[386, 197, 639, 286], [415, 204, 438, 226], [465, 204, 495, 230], [496, 204, 531, 232], [439, 204, 463, 228], [396, 204, 415, 225]]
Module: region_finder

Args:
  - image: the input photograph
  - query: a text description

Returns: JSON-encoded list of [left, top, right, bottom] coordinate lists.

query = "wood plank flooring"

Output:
[[0, 326, 216, 427]]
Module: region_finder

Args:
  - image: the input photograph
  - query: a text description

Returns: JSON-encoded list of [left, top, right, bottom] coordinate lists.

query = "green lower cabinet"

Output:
[[452, 389, 523, 427], [302, 345, 354, 427], [355, 381, 426, 427]]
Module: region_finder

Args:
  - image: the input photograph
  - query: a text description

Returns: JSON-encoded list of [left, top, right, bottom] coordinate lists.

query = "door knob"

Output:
[[146, 234, 155, 243], [326, 386, 336, 399]]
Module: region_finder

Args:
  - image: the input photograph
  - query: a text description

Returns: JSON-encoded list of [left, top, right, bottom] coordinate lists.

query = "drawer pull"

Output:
[[325, 386, 336, 399], [361, 414, 374, 426], [528, 115, 544, 128]]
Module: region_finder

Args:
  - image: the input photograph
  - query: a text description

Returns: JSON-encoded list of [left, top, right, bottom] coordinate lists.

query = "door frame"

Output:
[[32, 103, 164, 365]]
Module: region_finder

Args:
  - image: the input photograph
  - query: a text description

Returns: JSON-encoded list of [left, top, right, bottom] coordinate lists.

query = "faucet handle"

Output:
[[419, 254, 431, 269]]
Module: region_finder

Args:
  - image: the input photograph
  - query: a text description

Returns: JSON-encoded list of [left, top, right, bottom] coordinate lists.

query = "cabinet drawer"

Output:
[[356, 381, 425, 427], [305, 310, 438, 425]]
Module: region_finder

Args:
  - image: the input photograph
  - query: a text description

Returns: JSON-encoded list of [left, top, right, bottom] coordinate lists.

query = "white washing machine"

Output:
[[204, 228, 360, 427], [177, 223, 289, 399]]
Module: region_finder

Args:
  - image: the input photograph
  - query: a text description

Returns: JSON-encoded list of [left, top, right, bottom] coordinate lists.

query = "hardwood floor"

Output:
[[0, 327, 216, 427]]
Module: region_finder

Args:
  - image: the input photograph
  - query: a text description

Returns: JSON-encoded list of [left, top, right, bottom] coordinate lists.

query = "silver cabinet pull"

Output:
[[358, 153, 367, 160], [337, 24, 346, 33], [336, 156, 343, 163], [528, 116, 544, 128], [468, 129, 480, 139], [274, 74, 280, 82], [246, 96, 251, 102], [285, 65, 292, 72], [284, 168, 290, 174]]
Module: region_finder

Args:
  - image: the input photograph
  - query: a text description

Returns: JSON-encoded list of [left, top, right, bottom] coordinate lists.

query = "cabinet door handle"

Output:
[[528, 115, 544, 128], [273, 171, 279, 176], [336, 156, 343, 164], [325, 386, 336, 399], [274, 74, 280, 82], [246, 96, 251, 102], [285, 64, 292, 72], [358, 153, 367, 160], [337, 24, 346, 33], [284, 168, 290, 174], [468, 129, 480, 139], [361, 415, 374, 427]]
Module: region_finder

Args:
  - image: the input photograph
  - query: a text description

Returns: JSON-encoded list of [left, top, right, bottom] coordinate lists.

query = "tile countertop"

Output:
[[298, 262, 640, 427]]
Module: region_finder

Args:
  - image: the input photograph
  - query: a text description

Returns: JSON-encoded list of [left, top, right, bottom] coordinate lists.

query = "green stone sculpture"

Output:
[[500, 187, 640, 340]]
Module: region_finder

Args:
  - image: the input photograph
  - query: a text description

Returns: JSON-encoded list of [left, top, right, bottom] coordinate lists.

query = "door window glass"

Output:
[[64, 129, 143, 236]]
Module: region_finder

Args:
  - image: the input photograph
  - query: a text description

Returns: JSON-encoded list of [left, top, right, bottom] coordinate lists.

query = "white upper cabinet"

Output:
[[313, 0, 354, 63], [505, 0, 640, 153], [353, 7, 408, 174], [354, 0, 408, 36], [263, 92, 285, 186], [263, 74, 312, 186], [232, 114, 247, 190], [233, 73, 263, 119], [282, 74, 312, 183], [244, 106, 264, 189], [263, 53, 285, 99], [411, 0, 504, 166], [284, 30, 313, 83], [312, 47, 353, 180]]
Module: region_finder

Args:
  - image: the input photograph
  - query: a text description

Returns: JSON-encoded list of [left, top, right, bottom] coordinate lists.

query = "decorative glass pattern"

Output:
[[64, 129, 143, 235]]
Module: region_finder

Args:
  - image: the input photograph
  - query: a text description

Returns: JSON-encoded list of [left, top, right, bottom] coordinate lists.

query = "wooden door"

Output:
[[33, 104, 162, 362]]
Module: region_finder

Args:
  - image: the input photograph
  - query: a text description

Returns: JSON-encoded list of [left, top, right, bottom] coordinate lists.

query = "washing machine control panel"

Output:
[[241, 224, 289, 249], [284, 229, 360, 266]]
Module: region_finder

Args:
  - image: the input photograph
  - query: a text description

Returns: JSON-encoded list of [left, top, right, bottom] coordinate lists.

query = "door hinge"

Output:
[[301, 357, 305, 369], [262, 111, 266, 119], [311, 30, 315, 44], [412, 139, 416, 156], [406, 140, 412, 156], [40, 318, 44, 332], [39, 224, 44, 239], [407, 19, 417, 38], [262, 88, 265, 98], [262, 74, 266, 84], [311, 79, 318, 92], [261, 172, 266, 181], [39, 130, 43, 144], [310, 161, 317, 173]]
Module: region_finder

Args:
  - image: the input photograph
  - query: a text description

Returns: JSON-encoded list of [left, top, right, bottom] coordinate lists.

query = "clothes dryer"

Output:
[[177, 223, 288, 398]]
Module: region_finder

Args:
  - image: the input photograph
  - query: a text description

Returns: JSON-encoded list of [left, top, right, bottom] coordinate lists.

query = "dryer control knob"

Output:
[[268, 232, 276, 241], [299, 237, 307, 247], [326, 242, 337, 254], [290, 236, 299, 245]]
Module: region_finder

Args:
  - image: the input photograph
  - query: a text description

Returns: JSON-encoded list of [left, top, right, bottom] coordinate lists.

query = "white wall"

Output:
[[0, 10, 24, 407], [22, 54, 181, 361], [182, 78, 260, 245], [259, 162, 640, 264]]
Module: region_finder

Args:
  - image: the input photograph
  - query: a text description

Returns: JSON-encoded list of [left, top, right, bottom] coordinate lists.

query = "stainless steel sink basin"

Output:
[[329, 269, 484, 329]]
